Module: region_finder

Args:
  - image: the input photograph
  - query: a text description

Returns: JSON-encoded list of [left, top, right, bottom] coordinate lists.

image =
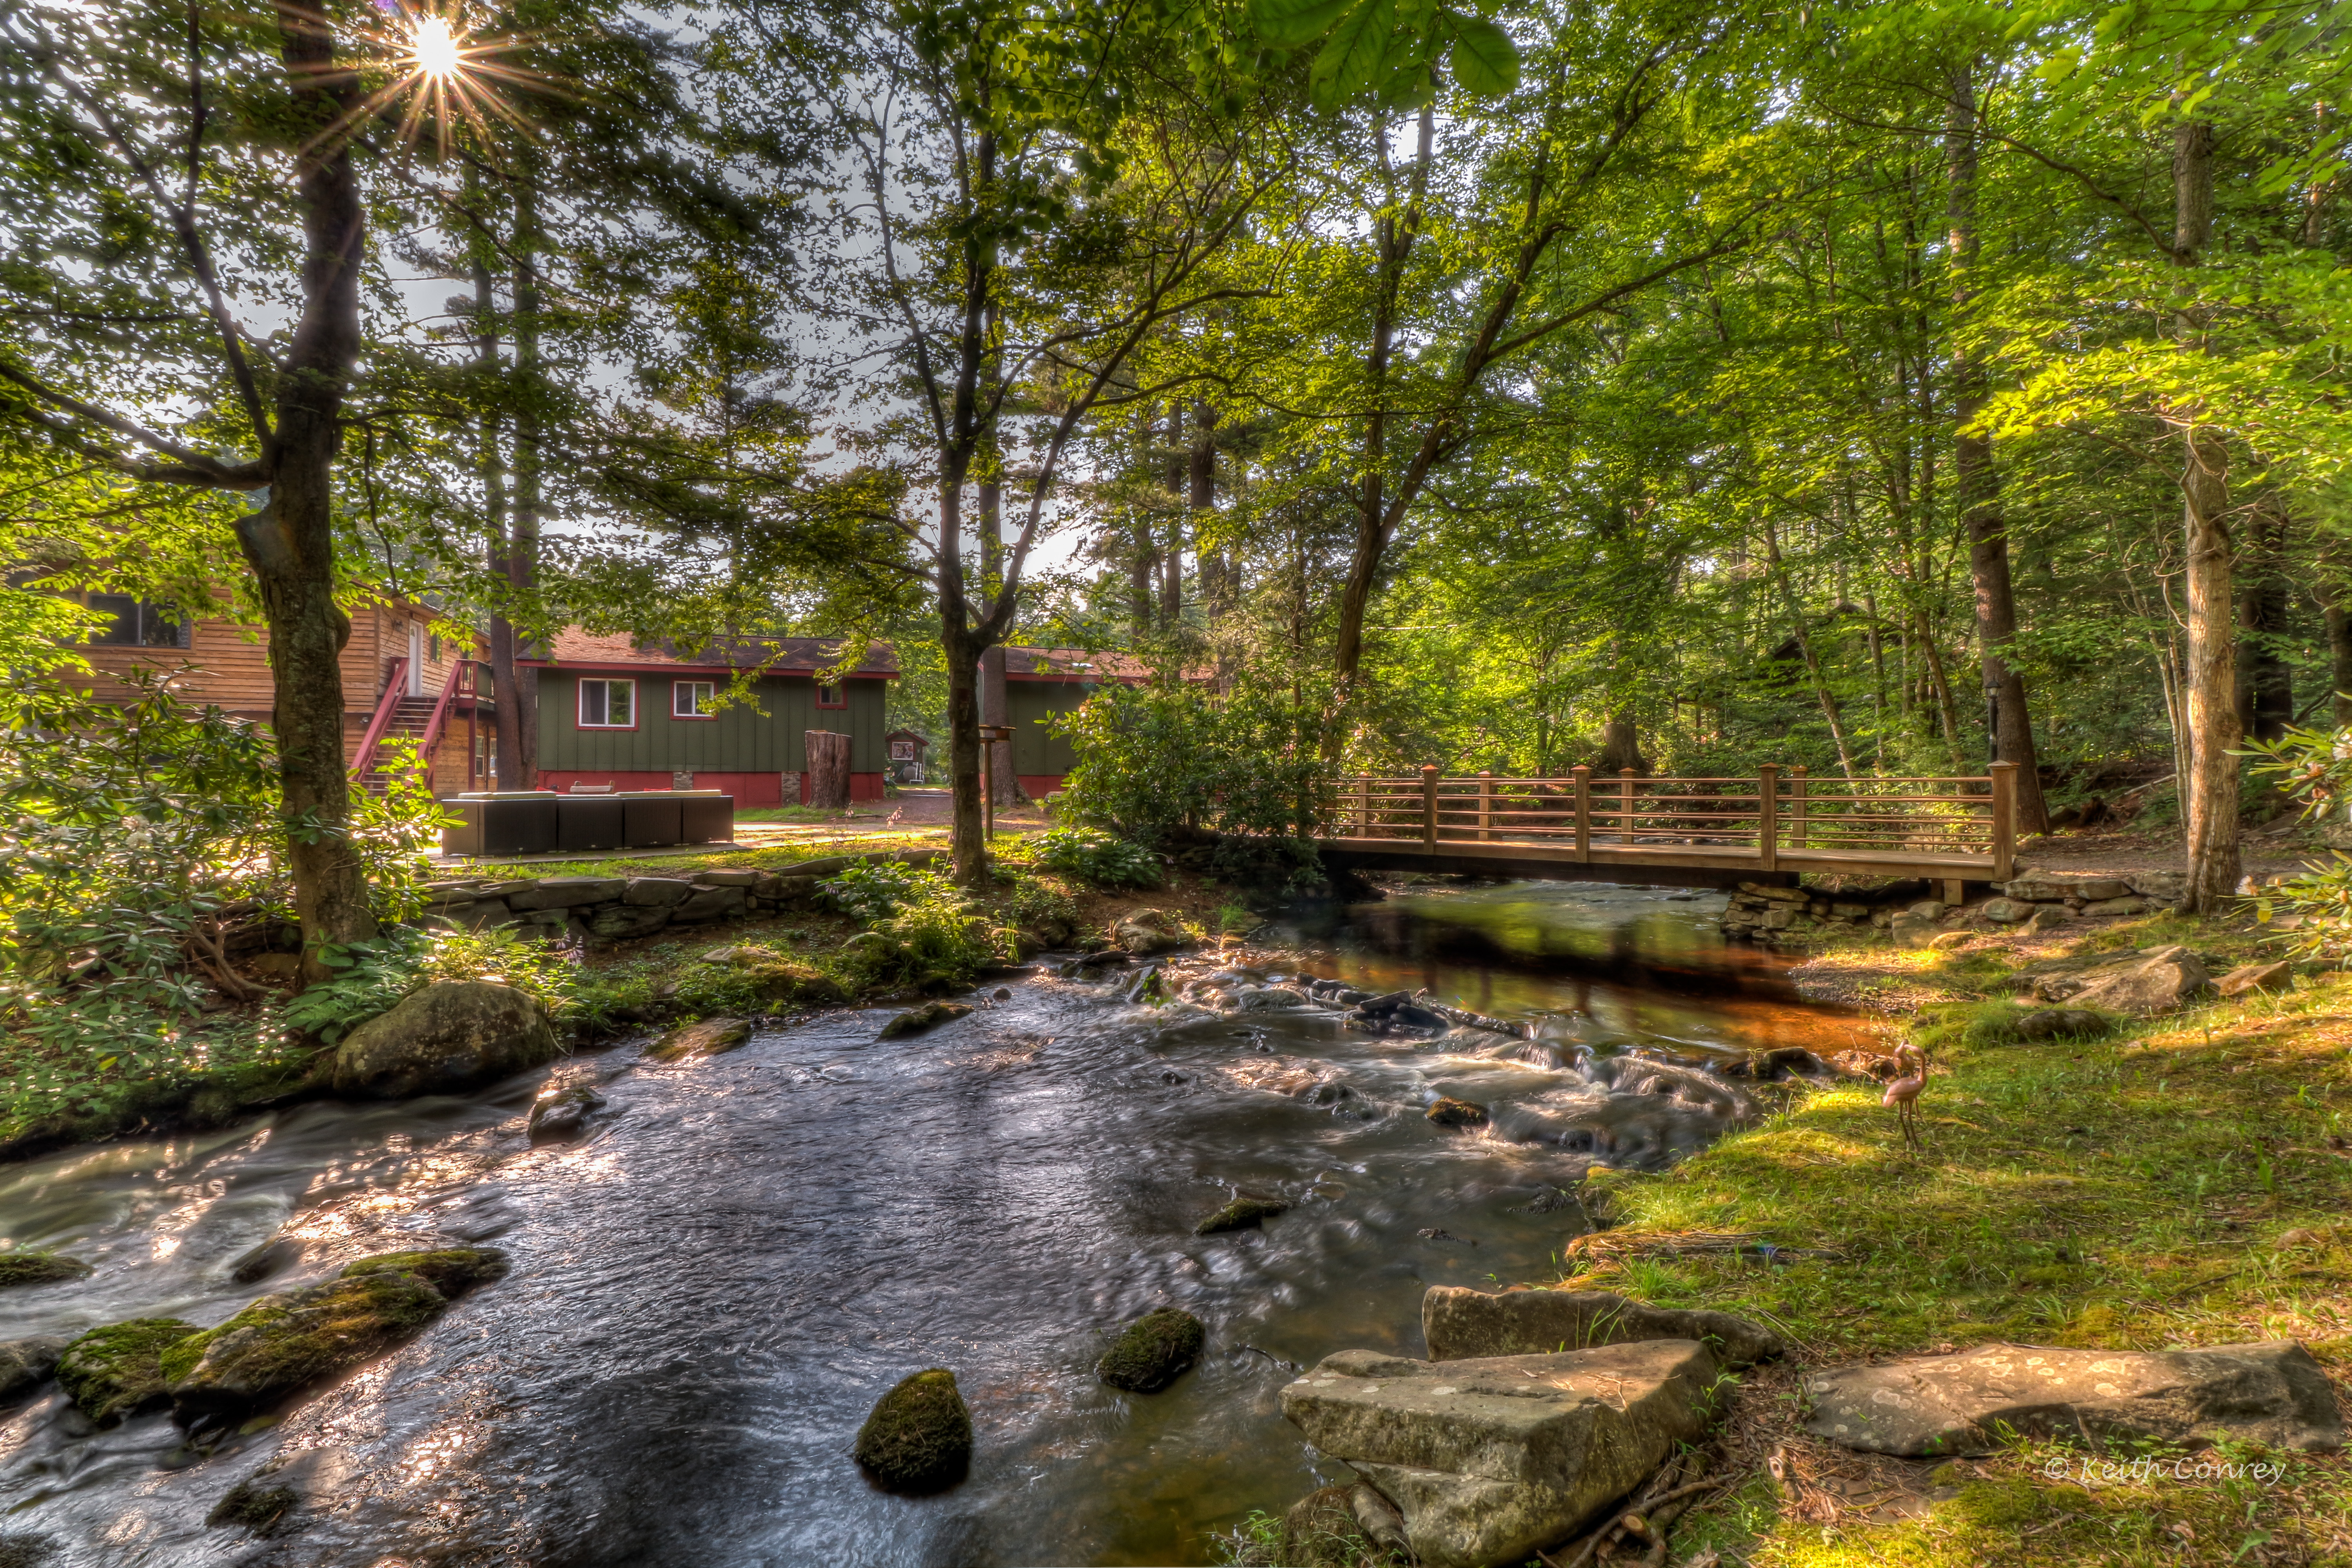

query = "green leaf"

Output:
[[1446, 12, 1519, 96], [1309, 0, 1396, 106], [1249, 0, 1358, 49]]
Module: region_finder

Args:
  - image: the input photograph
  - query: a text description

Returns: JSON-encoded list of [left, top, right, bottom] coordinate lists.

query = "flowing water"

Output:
[[0, 881, 1871, 1567]]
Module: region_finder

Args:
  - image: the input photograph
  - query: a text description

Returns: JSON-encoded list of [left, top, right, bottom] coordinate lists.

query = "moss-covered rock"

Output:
[[56, 1318, 200, 1426], [1196, 1196, 1289, 1235], [0, 1336, 67, 1409], [1096, 1308, 1205, 1393], [853, 1368, 973, 1493], [645, 1016, 752, 1061], [878, 1000, 972, 1039], [206, 1477, 297, 1536], [338, 1247, 509, 1299], [0, 1253, 91, 1289], [526, 1079, 606, 1143], [330, 980, 561, 1098], [1426, 1096, 1489, 1129], [161, 1271, 448, 1425]]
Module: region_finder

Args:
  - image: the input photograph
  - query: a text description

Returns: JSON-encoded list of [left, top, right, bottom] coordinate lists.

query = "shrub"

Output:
[[281, 926, 577, 1045], [817, 861, 942, 923], [1052, 680, 1334, 843], [1031, 827, 1161, 889], [848, 895, 998, 991]]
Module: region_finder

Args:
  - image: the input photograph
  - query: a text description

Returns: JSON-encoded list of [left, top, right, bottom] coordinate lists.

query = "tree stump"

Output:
[[806, 730, 851, 809]]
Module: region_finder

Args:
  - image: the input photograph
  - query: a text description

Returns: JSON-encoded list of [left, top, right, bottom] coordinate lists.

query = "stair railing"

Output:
[[405, 660, 474, 788], [349, 656, 410, 780]]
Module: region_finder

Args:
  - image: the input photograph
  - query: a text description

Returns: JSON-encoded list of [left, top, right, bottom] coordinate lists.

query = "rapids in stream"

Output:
[[0, 880, 1869, 1567]]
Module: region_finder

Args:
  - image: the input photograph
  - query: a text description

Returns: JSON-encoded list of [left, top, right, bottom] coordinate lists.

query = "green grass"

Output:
[[1562, 914, 2352, 1566], [455, 829, 956, 882]]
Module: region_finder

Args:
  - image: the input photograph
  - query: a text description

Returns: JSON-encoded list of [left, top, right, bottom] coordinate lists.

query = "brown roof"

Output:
[[1002, 646, 1164, 682], [527, 628, 898, 677]]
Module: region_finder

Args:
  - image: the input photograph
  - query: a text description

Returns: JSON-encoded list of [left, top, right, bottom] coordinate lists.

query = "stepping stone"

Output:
[[1281, 1339, 1723, 1568], [1423, 1286, 1784, 1369], [1803, 1340, 2344, 1457]]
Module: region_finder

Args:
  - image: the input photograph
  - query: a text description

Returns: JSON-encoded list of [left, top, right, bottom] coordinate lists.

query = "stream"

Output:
[[0, 880, 1871, 1567]]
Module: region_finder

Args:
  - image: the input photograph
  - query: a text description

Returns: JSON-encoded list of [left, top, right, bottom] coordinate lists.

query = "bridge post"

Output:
[[1758, 764, 1779, 873], [1990, 761, 2018, 882], [1477, 771, 1493, 841], [1619, 768, 1637, 846], [1790, 764, 1808, 850], [1572, 766, 1591, 862], [1421, 765, 1439, 849]]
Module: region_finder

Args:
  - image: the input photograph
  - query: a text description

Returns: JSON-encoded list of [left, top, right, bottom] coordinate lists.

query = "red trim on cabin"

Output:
[[1018, 775, 1067, 797], [521, 659, 899, 680]]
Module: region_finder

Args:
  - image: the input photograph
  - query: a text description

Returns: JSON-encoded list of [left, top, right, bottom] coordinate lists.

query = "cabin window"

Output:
[[578, 678, 636, 728], [87, 596, 191, 649], [889, 741, 915, 761], [428, 633, 443, 662], [673, 680, 717, 718], [816, 682, 846, 709]]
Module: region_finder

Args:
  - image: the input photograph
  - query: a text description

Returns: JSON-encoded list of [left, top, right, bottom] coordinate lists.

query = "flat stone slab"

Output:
[[1424, 1287, 1784, 1369], [1803, 1340, 2344, 1457], [1282, 1340, 1722, 1568]]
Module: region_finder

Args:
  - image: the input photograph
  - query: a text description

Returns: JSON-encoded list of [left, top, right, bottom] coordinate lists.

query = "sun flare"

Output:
[[410, 15, 463, 82]]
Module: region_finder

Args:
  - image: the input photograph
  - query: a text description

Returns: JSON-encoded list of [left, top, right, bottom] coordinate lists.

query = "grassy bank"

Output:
[[1567, 915, 2352, 1567]]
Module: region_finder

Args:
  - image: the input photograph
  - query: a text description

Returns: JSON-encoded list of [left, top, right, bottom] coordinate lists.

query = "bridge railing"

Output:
[[1326, 762, 2016, 879]]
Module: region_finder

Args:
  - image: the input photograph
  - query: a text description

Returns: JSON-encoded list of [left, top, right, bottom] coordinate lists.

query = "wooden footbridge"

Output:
[[1317, 762, 2018, 899]]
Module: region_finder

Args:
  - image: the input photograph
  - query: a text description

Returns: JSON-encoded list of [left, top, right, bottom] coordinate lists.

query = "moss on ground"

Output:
[[0, 1253, 91, 1288], [55, 1318, 199, 1425], [1558, 911, 2352, 1567], [852, 1368, 972, 1493], [1096, 1307, 1205, 1393], [1218, 1486, 1404, 1568], [1196, 1196, 1290, 1235]]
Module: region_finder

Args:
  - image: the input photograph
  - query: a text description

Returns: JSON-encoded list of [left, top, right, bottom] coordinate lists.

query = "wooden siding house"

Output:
[[1001, 647, 1161, 796], [523, 630, 898, 805], [59, 588, 492, 795]]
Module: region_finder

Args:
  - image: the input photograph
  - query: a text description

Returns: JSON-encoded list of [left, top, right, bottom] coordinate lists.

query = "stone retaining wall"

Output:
[[1721, 867, 2194, 947], [422, 850, 940, 947]]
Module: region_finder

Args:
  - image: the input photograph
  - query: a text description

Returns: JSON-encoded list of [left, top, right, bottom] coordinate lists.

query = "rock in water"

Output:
[[1281, 1341, 1725, 1568], [1426, 1097, 1489, 1129], [1097, 1308, 1205, 1393], [1803, 1340, 2345, 1456], [207, 1477, 298, 1536], [853, 1369, 973, 1493], [1196, 1196, 1289, 1235], [162, 1248, 506, 1425], [527, 1079, 607, 1143], [56, 1319, 200, 1426], [1422, 1287, 1784, 1369], [878, 1001, 973, 1039], [0, 1253, 91, 1289], [330, 981, 560, 1098], [0, 1336, 69, 1409], [1111, 909, 1191, 956], [646, 1016, 752, 1061]]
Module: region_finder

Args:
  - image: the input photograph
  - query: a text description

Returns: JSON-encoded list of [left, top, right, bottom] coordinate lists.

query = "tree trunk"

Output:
[[471, 224, 527, 794], [944, 616, 986, 885], [253, 3, 376, 979], [1593, 708, 1648, 774], [2174, 119, 2240, 911], [805, 730, 851, 809], [2327, 563, 2352, 726], [1331, 105, 1435, 702], [980, 644, 1022, 806], [1946, 63, 2049, 833], [507, 182, 544, 788]]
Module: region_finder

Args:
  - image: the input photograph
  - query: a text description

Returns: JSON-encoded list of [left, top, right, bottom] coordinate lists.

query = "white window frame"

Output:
[[578, 678, 637, 728], [673, 680, 717, 718]]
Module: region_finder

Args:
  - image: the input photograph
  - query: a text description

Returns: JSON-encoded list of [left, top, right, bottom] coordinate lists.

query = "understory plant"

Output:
[[1029, 827, 1161, 889], [1053, 680, 1334, 842], [817, 860, 942, 922], [2245, 725, 2352, 962]]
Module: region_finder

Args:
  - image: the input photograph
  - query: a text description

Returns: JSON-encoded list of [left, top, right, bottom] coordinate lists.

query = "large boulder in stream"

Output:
[[56, 1319, 200, 1426], [330, 982, 560, 1098], [854, 1369, 973, 1493], [1111, 909, 1192, 956], [0, 1253, 91, 1289], [161, 1248, 507, 1426], [1423, 1286, 1784, 1369], [1281, 1340, 1725, 1568], [1804, 1340, 2344, 1457]]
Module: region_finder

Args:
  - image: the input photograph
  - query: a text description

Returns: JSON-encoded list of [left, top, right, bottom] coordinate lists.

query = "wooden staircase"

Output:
[[354, 694, 443, 796], [351, 657, 488, 797]]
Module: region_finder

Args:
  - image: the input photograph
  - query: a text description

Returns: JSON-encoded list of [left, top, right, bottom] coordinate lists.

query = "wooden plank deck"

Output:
[[1314, 763, 2015, 893]]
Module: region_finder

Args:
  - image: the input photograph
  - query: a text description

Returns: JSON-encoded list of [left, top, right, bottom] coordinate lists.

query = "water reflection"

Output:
[[0, 881, 1863, 1568]]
